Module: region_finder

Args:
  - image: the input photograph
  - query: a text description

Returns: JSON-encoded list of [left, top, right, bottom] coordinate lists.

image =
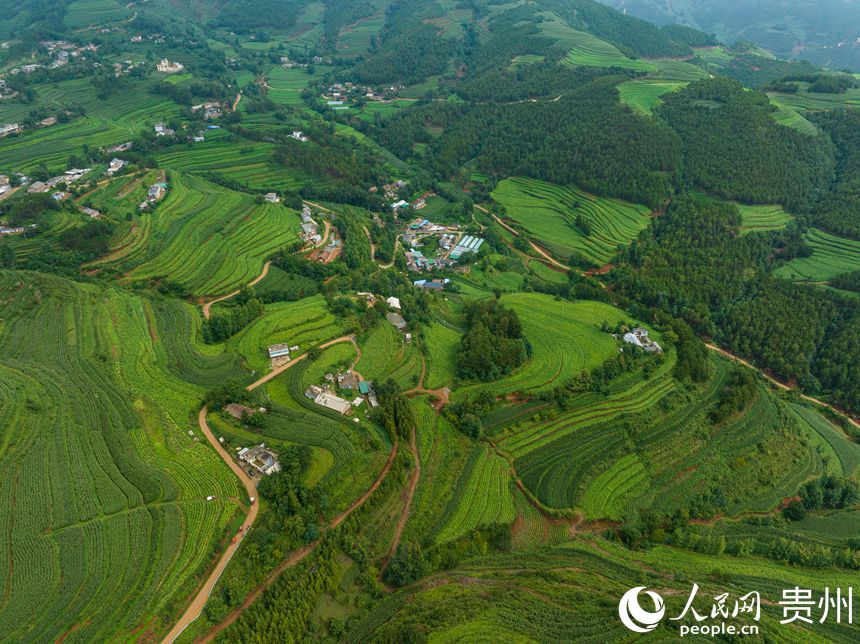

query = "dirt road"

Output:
[[198, 427, 399, 642], [474, 204, 573, 273], [161, 408, 258, 644], [201, 261, 272, 320], [380, 425, 420, 573], [163, 335, 358, 642], [706, 343, 860, 429]]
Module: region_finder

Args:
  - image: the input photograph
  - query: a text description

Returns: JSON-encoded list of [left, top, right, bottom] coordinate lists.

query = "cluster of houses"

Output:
[[9, 64, 43, 75], [156, 59, 185, 74], [111, 59, 141, 77], [413, 278, 450, 291], [27, 167, 91, 196], [305, 370, 377, 415], [0, 223, 36, 236], [379, 180, 407, 201], [238, 444, 281, 476], [618, 327, 663, 354], [191, 102, 222, 120], [139, 182, 168, 210], [300, 205, 321, 244], [321, 82, 403, 106]]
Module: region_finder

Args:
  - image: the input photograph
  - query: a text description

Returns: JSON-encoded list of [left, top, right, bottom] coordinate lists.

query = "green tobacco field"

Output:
[[491, 177, 652, 265], [776, 228, 860, 282]]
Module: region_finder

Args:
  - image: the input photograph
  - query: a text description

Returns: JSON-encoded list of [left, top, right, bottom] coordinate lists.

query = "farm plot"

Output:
[[266, 65, 332, 106], [560, 30, 656, 72], [618, 80, 686, 115], [227, 295, 347, 373], [735, 203, 794, 234], [432, 445, 516, 543], [452, 294, 623, 402], [152, 132, 314, 191], [423, 322, 460, 390], [64, 0, 131, 27], [491, 177, 652, 265], [580, 454, 650, 520], [110, 173, 300, 296], [355, 323, 423, 388], [775, 228, 860, 282], [0, 272, 241, 641]]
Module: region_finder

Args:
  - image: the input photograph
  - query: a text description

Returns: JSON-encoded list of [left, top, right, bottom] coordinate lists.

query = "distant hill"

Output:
[[598, 0, 860, 71]]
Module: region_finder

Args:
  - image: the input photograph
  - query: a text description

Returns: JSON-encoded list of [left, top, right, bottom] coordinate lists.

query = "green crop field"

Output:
[[618, 80, 686, 114], [506, 354, 828, 517], [560, 30, 657, 72], [151, 131, 316, 191], [768, 97, 819, 135], [227, 295, 347, 373], [491, 177, 652, 265], [776, 228, 860, 282], [0, 272, 242, 640], [266, 65, 332, 106], [735, 203, 794, 234], [452, 294, 623, 402], [423, 322, 460, 390], [100, 173, 300, 296], [355, 323, 423, 389], [64, 0, 131, 28], [433, 445, 516, 543]]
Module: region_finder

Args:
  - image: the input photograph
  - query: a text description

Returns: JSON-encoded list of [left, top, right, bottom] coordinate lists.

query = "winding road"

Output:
[[706, 343, 860, 429], [474, 204, 574, 273], [163, 334, 364, 642], [201, 261, 272, 320]]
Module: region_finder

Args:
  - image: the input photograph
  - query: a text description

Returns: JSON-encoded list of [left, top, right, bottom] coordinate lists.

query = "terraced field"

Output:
[[433, 445, 516, 543], [0, 272, 242, 640], [151, 132, 314, 192], [266, 65, 332, 106], [507, 352, 827, 518], [100, 173, 300, 296], [618, 80, 686, 114], [735, 203, 794, 234], [559, 30, 656, 72], [227, 295, 347, 373], [423, 322, 461, 390], [64, 0, 131, 27], [355, 323, 423, 389], [452, 294, 623, 402], [776, 228, 860, 282], [491, 177, 652, 265]]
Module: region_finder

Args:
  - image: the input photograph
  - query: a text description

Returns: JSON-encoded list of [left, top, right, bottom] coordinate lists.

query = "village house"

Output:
[[157, 59, 184, 73], [268, 343, 291, 360], [238, 444, 281, 476], [27, 181, 48, 194], [386, 296, 401, 310], [337, 370, 360, 390], [0, 175, 9, 187], [264, 192, 280, 203], [40, 116, 57, 127], [414, 278, 450, 291], [622, 327, 663, 354], [305, 385, 353, 414], [449, 235, 484, 260], [0, 124, 21, 137], [290, 131, 308, 142], [0, 224, 36, 236], [81, 207, 100, 218], [107, 158, 126, 175], [225, 403, 256, 420], [191, 102, 222, 119], [107, 141, 133, 153]]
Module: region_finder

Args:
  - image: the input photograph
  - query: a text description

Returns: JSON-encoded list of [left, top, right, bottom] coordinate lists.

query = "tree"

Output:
[[384, 542, 428, 586]]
